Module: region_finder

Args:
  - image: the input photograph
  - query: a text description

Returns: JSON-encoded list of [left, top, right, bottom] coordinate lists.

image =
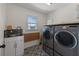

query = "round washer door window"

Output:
[[43, 29, 50, 40], [54, 30, 77, 48]]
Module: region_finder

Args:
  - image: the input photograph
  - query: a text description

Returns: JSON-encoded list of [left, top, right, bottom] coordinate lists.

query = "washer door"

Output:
[[54, 30, 77, 48], [43, 29, 50, 40]]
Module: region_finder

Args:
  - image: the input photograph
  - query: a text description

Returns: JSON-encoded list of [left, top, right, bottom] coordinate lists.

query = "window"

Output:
[[27, 16, 37, 30]]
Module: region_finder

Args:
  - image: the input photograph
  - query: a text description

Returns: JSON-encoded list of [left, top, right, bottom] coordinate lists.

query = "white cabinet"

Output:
[[16, 36, 24, 56], [5, 37, 16, 56], [5, 36, 24, 56]]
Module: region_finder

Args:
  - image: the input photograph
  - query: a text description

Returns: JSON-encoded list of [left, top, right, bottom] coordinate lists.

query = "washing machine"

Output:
[[54, 25, 79, 56], [42, 25, 54, 56]]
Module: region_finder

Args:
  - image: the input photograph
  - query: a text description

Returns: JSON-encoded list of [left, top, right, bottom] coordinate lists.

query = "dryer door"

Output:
[[54, 30, 77, 48]]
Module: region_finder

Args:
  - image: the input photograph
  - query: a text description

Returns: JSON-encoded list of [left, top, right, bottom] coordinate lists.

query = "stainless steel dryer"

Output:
[[42, 25, 54, 56], [54, 25, 79, 56]]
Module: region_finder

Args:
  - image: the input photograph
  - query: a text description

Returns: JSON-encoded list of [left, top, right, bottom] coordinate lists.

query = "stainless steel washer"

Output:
[[42, 25, 54, 56], [54, 25, 79, 56]]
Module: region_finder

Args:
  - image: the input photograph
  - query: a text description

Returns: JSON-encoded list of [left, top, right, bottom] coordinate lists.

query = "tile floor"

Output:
[[24, 45, 49, 56]]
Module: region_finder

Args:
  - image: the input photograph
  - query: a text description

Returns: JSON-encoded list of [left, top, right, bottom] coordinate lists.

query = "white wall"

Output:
[[46, 11, 54, 25], [0, 4, 7, 56], [6, 4, 46, 34], [0, 4, 7, 30], [47, 4, 79, 25]]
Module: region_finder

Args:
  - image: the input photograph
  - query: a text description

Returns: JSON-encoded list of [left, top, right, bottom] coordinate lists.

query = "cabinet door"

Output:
[[16, 36, 24, 56], [5, 37, 16, 56]]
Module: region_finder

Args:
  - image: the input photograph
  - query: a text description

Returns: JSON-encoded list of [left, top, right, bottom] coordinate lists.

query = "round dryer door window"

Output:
[[54, 30, 77, 48]]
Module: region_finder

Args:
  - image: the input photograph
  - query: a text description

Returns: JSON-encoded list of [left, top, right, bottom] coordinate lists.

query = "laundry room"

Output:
[[0, 3, 79, 56]]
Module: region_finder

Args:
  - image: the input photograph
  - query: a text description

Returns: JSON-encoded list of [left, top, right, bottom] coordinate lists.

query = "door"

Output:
[[54, 30, 78, 55], [16, 36, 24, 56], [43, 29, 50, 40], [43, 27, 51, 45], [5, 37, 16, 56], [43, 26, 54, 49], [54, 30, 77, 48]]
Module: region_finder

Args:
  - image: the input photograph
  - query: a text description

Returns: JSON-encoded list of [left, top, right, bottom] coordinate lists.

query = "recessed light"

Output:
[[46, 3, 53, 5]]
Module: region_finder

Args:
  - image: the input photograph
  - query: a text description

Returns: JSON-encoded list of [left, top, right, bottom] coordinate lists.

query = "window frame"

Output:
[[27, 15, 38, 31]]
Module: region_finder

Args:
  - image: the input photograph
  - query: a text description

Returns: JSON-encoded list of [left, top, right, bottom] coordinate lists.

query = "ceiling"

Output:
[[14, 3, 70, 14]]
